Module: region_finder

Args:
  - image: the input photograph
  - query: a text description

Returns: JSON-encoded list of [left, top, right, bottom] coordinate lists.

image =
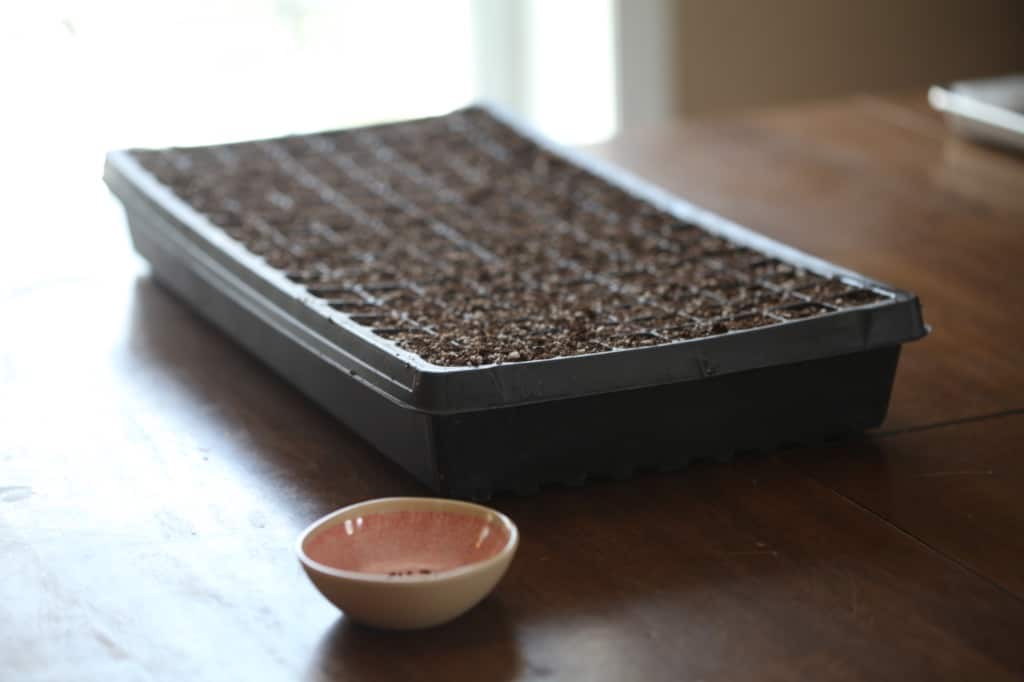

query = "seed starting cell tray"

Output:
[[104, 105, 927, 498]]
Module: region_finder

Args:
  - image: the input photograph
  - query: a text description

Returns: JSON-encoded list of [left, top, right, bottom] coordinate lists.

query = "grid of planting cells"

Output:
[[132, 107, 890, 367]]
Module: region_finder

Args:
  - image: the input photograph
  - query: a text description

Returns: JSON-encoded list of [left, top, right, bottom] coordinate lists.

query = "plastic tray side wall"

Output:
[[125, 209, 442, 489], [433, 347, 900, 498]]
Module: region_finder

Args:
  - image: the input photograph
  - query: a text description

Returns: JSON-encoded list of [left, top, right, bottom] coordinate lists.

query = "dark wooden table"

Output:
[[3, 92, 1023, 681]]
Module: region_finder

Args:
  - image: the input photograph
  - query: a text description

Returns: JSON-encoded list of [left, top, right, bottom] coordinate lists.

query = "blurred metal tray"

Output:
[[930, 74, 1024, 153]]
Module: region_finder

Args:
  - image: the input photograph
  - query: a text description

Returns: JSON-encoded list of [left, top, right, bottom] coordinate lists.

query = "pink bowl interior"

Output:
[[304, 510, 511, 576]]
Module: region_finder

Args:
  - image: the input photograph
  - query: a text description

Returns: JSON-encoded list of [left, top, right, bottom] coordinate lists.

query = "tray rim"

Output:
[[104, 103, 927, 415]]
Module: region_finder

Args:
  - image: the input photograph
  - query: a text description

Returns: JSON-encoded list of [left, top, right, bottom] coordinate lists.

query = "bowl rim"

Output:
[[295, 496, 519, 584]]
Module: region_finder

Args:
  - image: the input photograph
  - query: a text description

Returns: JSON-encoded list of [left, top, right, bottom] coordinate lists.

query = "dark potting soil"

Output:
[[132, 107, 888, 366]]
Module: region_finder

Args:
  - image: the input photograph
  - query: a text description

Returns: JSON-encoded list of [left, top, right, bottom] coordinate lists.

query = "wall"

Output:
[[617, 0, 1024, 125]]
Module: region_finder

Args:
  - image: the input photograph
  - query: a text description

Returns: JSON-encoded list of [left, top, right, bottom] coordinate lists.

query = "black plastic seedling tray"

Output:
[[104, 105, 927, 498]]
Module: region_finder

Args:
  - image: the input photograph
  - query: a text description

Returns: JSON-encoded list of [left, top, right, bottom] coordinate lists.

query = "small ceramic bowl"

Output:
[[296, 497, 518, 630]]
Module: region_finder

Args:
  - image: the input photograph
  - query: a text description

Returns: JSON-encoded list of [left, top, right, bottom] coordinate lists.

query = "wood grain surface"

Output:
[[2, 91, 1023, 681]]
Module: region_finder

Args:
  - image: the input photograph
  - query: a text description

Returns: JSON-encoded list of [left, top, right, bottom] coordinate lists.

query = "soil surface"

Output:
[[133, 107, 888, 366]]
